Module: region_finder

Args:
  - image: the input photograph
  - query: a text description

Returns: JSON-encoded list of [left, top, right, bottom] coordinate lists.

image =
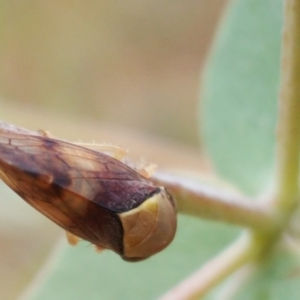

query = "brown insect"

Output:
[[0, 128, 177, 261]]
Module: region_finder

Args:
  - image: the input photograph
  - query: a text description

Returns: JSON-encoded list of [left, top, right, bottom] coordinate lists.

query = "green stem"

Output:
[[159, 235, 254, 300], [152, 173, 273, 231], [243, 0, 300, 267], [273, 0, 300, 214]]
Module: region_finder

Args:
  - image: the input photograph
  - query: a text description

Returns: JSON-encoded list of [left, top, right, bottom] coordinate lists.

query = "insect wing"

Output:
[[0, 133, 156, 254], [0, 133, 159, 211], [0, 132, 177, 260]]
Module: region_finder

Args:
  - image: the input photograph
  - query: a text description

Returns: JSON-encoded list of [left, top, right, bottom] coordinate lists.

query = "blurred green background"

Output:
[[0, 1, 227, 299]]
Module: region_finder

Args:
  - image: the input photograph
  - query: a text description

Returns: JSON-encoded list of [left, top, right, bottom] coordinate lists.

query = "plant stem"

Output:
[[152, 172, 273, 231], [215, 264, 257, 300], [274, 0, 300, 214], [159, 235, 254, 300]]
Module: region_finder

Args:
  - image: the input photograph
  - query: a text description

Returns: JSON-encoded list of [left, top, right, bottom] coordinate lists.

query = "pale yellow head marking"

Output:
[[119, 187, 176, 260]]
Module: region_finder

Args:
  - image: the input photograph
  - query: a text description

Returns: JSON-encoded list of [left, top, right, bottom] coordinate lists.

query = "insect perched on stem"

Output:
[[0, 123, 177, 261]]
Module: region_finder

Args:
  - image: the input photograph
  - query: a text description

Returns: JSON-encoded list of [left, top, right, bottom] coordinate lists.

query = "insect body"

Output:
[[0, 132, 177, 261]]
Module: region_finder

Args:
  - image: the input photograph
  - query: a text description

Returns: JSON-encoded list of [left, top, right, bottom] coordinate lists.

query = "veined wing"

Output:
[[0, 132, 158, 213]]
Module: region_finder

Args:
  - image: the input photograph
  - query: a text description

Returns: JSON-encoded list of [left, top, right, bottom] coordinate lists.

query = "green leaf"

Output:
[[26, 217, 238, 300], [201, 0, 282, 196], [230, 251, 300, 300]]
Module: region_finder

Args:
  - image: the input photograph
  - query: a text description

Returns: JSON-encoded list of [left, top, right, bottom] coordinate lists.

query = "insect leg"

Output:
[[38, 129, 54, 138], [65, 231, 81, 246], [95, 245, 105, 253], [135, 164, 157, 178]]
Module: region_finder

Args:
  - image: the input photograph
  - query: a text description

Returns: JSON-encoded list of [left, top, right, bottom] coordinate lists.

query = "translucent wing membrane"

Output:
[[0, 131, 176, 260], [0, 133, 158, 211]]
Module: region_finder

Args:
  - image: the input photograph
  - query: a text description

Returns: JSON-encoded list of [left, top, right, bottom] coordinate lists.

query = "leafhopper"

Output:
[[0, 125, 177, 261]]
